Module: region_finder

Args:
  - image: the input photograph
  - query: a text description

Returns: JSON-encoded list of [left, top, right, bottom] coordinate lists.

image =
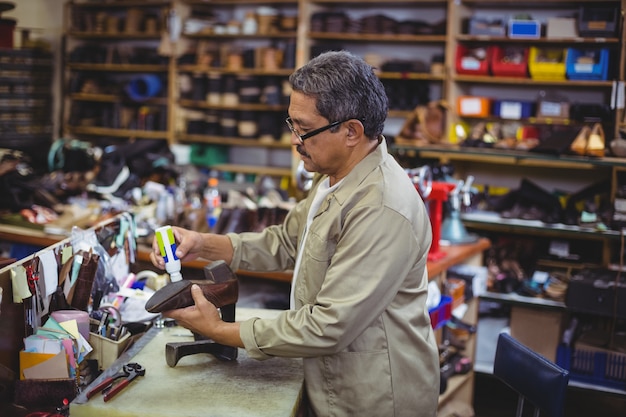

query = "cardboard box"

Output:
[[510, 305, 566, 362], [546, 17, 577, 38]]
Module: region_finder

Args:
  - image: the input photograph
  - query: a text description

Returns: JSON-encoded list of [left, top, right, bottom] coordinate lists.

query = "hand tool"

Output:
[[85, 362, 145, 402]]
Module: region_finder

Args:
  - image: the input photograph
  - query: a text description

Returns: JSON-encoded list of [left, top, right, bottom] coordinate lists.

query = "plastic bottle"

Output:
[[155, 225, 182, 282], [204, 177, 222, 231]]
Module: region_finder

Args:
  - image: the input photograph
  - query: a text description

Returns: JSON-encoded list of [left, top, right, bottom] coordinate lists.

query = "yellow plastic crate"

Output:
[[529, 47, 567, 81]]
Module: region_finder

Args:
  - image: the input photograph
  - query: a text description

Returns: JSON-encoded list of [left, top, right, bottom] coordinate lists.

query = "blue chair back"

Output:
[[493, 333, 569, 417]]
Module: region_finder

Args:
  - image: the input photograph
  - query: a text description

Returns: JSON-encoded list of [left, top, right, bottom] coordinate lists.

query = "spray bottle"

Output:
[[155, 225, 182, 282]]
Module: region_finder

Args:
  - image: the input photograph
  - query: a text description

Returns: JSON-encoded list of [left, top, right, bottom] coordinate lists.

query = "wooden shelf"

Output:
[[69, 1, 171, 8], [461, 212, 621, 241], [460, 0, 620, 6], [211, 163, 292, 177], [392, 144, 626, 169], [178, 99, 288, 112], [177, 133, 292, 148], [66, 63, 169, 72], [453, 74, 614, 88], [66, 31, 162, 40], [311, 0, 446, 4], [456, 35, 620, 45], [184, 0, 297, 4], [70, 93, 169, 105], [377, 72, 445, 81], [309, 32, 446, 43], [427, 238, 491, 278], [67, 126, 169, 140], [177, 66, 294, 76], [184, 32, 297, 40]]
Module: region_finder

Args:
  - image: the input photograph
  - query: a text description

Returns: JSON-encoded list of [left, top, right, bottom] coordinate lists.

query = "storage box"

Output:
[[229, 146, 269, 166], [446, 278, 466, 310], [578, 5, 619, 38], [546, 17, 577, 39], [457, 96, 490, 117], [510, 305, 565, 362], [556, 343, 626, 391], [268, 148, 292, 168], [492, 100, 535, 120], [566, 47, 610, 81], [468, 17, 506, 36], [455, 44, 491, 76], [190, 143, 229, 167], [565, 269, 626, 319], [491, 46, 528, 78], [537, 100, 569, 119], [508, 19, 541, 39], [528, 47, 567, 81]]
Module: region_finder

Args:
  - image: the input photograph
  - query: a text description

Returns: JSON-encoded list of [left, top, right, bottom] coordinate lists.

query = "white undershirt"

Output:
[[289, 177, 341, 309]]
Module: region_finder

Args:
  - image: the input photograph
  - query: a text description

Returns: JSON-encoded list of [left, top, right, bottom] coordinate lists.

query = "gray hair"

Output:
[[289, 50, 388, 140]]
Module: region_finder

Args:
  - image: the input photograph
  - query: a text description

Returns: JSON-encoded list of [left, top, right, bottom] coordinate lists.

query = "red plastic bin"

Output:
[[491, 46, 528, 78], [456, 45, 492, 76]]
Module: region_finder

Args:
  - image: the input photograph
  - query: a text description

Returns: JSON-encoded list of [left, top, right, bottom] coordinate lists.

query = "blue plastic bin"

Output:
[[566, 48, 610, 81], [556, 343, 626, 391], [492, 100, 535, 120], [428, 295, 452, 330]]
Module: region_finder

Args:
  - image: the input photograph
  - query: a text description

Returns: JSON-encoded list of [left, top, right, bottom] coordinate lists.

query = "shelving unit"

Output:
[[300, 0, 449, 138], [61, 1, 174, 147], [396, 144, 626, 265], [0, 47, 54, 169], [172, 0, 298, 178], [447, 0, 623, 145]]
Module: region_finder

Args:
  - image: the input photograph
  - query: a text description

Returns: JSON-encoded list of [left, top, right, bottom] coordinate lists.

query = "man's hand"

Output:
[[163, 284, 243, 348], [150, 227, 205, 269]]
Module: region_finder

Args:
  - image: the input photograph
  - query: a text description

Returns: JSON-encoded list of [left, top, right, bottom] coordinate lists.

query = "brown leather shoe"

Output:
[[145, 262, 239, 313]]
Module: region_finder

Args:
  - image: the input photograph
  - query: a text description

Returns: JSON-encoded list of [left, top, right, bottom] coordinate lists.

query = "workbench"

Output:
[[70, 308, 304, 417], [0, 220, 490, 416]]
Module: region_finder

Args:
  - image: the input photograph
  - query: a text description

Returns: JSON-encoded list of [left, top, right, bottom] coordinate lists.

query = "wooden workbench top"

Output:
[[71, 308, 303, 417]]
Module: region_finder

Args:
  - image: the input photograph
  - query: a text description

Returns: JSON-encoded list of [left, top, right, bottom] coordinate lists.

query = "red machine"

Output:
[[408, 167, 456, 261]]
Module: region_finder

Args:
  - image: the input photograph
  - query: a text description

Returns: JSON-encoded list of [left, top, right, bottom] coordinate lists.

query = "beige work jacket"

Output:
[[233, 141, 439, 417]]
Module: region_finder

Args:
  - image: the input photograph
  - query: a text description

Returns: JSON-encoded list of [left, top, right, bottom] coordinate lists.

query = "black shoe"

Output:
[[87, 147, 130, 195]]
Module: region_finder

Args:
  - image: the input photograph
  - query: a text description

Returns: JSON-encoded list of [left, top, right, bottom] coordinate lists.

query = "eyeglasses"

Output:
[[285, 117, 348, 143]]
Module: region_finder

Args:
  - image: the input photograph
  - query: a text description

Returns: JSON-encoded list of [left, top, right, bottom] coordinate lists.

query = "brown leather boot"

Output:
[[145, 261, 239, 313]]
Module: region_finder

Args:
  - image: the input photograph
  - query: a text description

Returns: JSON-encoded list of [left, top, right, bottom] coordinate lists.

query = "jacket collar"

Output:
[[325, 138, 387, 206]]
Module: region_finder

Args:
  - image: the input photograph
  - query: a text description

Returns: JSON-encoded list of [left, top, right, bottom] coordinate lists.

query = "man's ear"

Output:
[[345, 119, 365, 145]]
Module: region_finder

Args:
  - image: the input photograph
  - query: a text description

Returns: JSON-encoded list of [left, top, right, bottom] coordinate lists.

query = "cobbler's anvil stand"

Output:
[[164, 265, 239, 367]]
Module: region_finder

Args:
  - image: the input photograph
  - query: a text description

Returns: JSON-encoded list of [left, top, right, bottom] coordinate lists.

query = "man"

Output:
[[151, 50, 439, 416]]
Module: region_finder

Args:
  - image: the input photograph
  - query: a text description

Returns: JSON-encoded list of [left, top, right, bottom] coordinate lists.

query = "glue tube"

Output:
[[155, 225, 182, 282]]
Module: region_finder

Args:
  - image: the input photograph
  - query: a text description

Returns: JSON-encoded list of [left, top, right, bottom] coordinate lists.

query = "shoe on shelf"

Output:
[[570, 125, 590, 156], [586, 122, 605, 157], [86, 147, 130, 195]]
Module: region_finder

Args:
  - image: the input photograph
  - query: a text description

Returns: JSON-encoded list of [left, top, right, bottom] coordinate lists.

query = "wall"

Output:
[[4, 0, 65, 141]]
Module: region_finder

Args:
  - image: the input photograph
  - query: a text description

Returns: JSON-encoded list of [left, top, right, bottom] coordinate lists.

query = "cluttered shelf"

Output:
[[0, 220, 491, 284], [391, 144, 626, 169], [0, 220, 295, 284]]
